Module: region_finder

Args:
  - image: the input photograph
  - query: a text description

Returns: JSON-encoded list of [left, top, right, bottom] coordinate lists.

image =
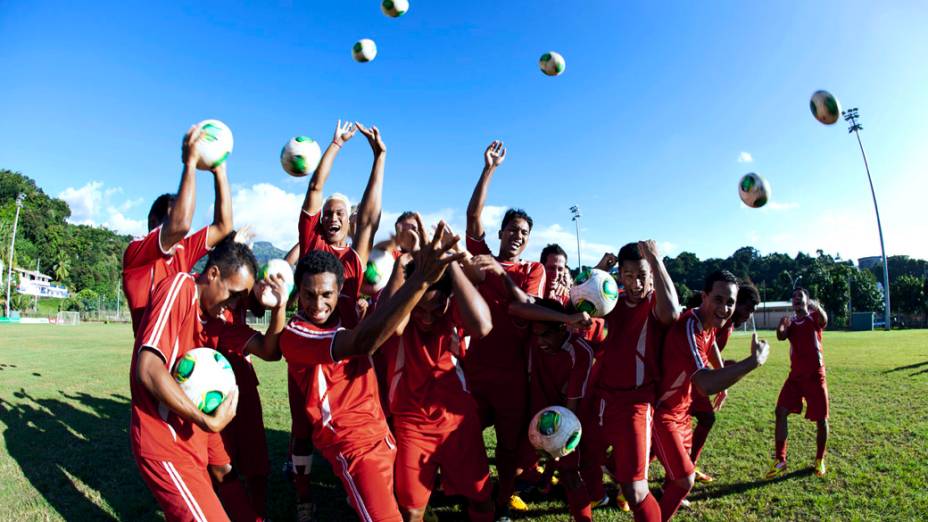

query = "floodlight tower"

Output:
[[5, 193, 26, 318], [569, 205, 582, 269], [843, 108, 891, 330]]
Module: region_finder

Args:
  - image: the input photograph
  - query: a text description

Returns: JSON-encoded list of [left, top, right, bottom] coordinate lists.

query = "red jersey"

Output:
[[279, 312, 390, 453], [529, 333, 594, 409], [656, 308, 715, 415], [716, 321, 735, 351], [786, 310, 826, 377], [130, 273, 209, 466], [298, 210, 363, 300], [123, 226, 211, 335], [463, 235, 546, 372], [595, 293, 667, 393], [200, 308, 261, 388], [382, 303, 476, 432]]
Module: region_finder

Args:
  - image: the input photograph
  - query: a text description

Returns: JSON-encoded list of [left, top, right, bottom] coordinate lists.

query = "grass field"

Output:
[[1, 324, 926, 521]]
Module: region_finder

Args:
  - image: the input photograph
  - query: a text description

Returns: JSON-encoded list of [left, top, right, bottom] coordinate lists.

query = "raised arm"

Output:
[[640, 240, 680, 326], [810, 300, 828, 329], [776, 316, 791, 341], [205, 162, 233, 248], [284, 242, 301, 266], [693, 333, 769, 396], [160, 126, 200, 251], [352, 123, 386, 266], [465, 140, 506, 240], [243, 274, 289, 361], [302, 120, 356, 215]]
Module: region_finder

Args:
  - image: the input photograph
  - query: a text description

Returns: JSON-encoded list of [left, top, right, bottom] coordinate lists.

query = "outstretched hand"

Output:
[[233, 225, 256, 248], [181, 125, 202, 169], [566, 312, 593, 330], [751, 333, 770, 367], [484, 140, 506, 169], [333, 119, 357, 146], [356, 122, 386, 156], [637, 240, 660, 262], [595, 252, 617, 272], [409, 215, 465, 285]]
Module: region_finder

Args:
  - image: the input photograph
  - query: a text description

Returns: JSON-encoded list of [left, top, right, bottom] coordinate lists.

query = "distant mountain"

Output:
[[252, 241, 287, 265]]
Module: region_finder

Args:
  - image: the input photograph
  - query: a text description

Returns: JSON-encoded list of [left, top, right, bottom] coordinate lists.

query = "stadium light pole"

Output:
[[843, 108, 891, 330], [5, 193, 26, 318], [569, 205, 582, 269]]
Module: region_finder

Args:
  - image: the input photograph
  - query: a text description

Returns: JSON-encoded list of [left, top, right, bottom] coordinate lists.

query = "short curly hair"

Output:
[[204, 235, 258, 279], [295, 250, 345, 289]]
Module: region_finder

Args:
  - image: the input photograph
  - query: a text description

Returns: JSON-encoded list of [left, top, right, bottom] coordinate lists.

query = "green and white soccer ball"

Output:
[[529, 406, 582, 458], [353, 39, 378, 63], [738, 172, 771, 208], [172, 348, 236, 414], [280, 136, 322, 177], [569, 268, 619, 317], [810, 90, 841, 125], [193, 119, 234, 170], [539, 51, 566, 76], [362, 249, 395, 295], [381, 0, 409, 18], [257, 258, 295, 308]]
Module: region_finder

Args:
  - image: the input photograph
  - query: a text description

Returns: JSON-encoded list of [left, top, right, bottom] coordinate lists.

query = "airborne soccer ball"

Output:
[[173, 348, 237, 414], [353, 39, 378, 63], [257, 258, 295, 308], [362, 249, 395, 295], [810, 90, 841, 125], [280, 136, 322, 177], [539, 51, 566, 76], [739, 172, 771, 208], [529, 406, 582, 458], [193, 119, 234, 170], [569, 268, 619, 317], [381, 0, 409, 17]]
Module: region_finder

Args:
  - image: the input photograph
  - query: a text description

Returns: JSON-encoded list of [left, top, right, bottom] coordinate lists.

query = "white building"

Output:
[[753, 301, 792, 329], [14, 267, 70, 299]]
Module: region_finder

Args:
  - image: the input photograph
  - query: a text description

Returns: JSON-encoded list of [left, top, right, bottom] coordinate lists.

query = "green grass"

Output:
[[1, 324, 926, 521]]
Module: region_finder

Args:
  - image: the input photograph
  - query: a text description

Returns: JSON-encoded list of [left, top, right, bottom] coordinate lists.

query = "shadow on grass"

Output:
[[882, 360, 928, 374], [688, 468, 814, 501]]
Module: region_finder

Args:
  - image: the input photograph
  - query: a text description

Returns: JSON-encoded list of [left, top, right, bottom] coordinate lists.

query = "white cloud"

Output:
[[225, 183, 304, 249], [737, 151, 753, 163], [58, 181, 147, 236], [59, 181, 103, 222]]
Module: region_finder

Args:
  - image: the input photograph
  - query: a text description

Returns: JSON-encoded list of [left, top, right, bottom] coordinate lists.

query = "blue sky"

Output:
[[1, 1, 926, 266]]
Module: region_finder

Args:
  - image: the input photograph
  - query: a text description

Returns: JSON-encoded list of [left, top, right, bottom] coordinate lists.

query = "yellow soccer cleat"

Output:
[[815, 458, 827, 478], [694, 468, 715, 483], [590, 494, 610, 509], [764, 460, 788, 480], [509, 494, 530, 512], [615, 491, 631, 512]]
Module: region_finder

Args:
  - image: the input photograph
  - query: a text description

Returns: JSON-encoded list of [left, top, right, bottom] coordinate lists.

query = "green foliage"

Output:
[[892, 274, 927, 315], [868, 255, 928, 285]]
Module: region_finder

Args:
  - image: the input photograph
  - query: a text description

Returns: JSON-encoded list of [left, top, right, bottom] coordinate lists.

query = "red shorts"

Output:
[[688, 391, 714, 415], [582, 390, 654, 483], [777, 371, 829, 421], [652, 408, 695, 481], [321, 434, 402, 522], [134, 453, 229, 522], [288, 370, 312, 442], [207, 432, 231, 468], [220, 381, 269, 476], [393, 416, 491, 509]]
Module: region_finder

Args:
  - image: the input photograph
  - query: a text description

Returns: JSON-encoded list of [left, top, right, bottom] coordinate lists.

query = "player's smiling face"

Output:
[[298, 272, 341, 325], [320, 200, 350, 245], [544, 254, 568, 278], [620, 260, 652, 304], [200, 265, 254, 319], [498, 218, 531, 260], [701, 281, 737, 329], [411, 289, 450, 332], [791, 289, 809, 314]]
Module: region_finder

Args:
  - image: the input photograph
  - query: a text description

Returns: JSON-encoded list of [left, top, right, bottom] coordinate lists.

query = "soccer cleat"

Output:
[[509, 494, 530, 512], [815, 458, 827, 477], [764, 460, 788, 479], [694, 468, 715, 483], [296, 502, 316, 522], [590, 494, 610, 509], [615, 491, 630, 512]]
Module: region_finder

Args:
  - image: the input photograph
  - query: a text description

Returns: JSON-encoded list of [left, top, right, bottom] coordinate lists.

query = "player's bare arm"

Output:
[[449, 259, 493, 339], [810, 300, 828, 328], [302, 119, 356, 215], [330, 220, 466, 360], [284, 242, 300, 266], [639, 239, 680, 325], [508, 301, 592, 331], [136, 348, 239, 433], [245, 274, 289, 361], [594, 252, 618, 272], [465, 140, 506, 240], [693, 333, 769, 396], [205, 161, 233, 248], [471, 254, 534, 304], [352, 122, 386, 266], [776, 316, 791, 341], [159, 125, 200, 251]]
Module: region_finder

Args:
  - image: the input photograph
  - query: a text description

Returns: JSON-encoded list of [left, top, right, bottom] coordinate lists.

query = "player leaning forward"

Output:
[[279, 223, 466, 522], [130, 239, 263, 521]]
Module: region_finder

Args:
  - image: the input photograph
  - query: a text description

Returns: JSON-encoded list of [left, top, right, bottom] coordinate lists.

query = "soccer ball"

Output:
[[362, 249, 395, 295], [193, 119, 233, 170], [172, 348, 237, 414], [539, 51, 566, 76], [810, 90, 841, 125], [381, 0, 409, 17], [528, 406, 582, 458], [280, 136, 322, 177], [569, 268, 619, 317], [738, 172, 771, 208], [257, 258, 295, 308], [353, 39, 378, 63]]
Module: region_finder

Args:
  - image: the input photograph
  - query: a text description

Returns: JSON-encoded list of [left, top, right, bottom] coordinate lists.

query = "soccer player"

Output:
[[652, 270, 770, 520], [279, 223, 465, 522], [130, 239, 258, 522], [122, 124, 234, 334], [508, 299, 596, 522], [464, 140, 546, 518], [766, 287, 830, 479], [379, 220, 495, 522], [578, 241, 679, 521], [540, 244, 571, 305], [688, 283, 761, 482]]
